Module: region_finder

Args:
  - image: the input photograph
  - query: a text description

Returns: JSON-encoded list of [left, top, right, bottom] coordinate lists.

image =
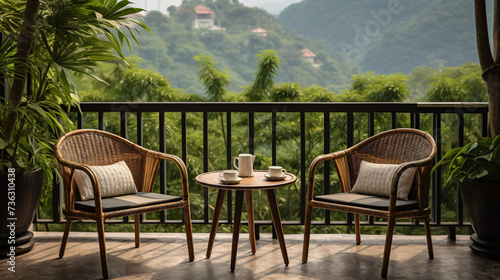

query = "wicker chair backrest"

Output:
[[58, 131, 145, 190]]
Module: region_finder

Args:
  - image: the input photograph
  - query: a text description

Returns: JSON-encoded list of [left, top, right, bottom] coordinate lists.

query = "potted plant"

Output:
[[433, 135, 500, 258], [0, 0, 148, 255]]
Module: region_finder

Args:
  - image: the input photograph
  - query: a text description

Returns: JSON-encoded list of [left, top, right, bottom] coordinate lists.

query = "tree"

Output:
[[475, 0, 500, 137], [194, 54, 230, 101], [245, 50, 280, 101]]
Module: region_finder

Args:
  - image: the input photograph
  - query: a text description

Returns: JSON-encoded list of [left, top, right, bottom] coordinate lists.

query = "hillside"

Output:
[[125, 1, 354, 96], [279, 0, 486, 74]]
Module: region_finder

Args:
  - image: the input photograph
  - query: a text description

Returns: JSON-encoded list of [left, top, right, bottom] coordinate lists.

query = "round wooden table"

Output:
[[195, 170, 297, 271]]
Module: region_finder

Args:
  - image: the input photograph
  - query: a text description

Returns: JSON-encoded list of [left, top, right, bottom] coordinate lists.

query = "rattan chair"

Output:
[[55, 129, 195, 279], [302, 128, 437, 278]]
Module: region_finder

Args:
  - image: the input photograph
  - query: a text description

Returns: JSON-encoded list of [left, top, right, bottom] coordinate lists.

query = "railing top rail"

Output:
[[75, 102, 489, 113]]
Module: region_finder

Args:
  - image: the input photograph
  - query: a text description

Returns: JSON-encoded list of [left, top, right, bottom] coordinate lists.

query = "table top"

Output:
[[195, 170, 297, 190]]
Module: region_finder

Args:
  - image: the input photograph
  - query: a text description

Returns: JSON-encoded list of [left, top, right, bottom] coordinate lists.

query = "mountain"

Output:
[[125, 2, 354, 96], [279, 0, 486, 74]]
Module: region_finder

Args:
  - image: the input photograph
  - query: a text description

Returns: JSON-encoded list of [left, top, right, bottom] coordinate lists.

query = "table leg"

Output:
[[245, 190, 257, 255], [206, 189, 226, 259], [231, 190, 245, 271], [266, 189, 289, 266]]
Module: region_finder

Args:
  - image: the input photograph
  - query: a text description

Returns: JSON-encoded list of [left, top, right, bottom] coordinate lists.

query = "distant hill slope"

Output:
[[125, 3, 354, 96], [279, 0, 484, 74]]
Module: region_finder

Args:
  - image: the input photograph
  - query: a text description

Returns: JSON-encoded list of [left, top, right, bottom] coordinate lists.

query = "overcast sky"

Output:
[[133, 0, 302, 14]]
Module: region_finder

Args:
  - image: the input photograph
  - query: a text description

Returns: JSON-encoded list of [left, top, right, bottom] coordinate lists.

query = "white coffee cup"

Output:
[[268, 166, 286, 178], [219, 170, 238, 181]]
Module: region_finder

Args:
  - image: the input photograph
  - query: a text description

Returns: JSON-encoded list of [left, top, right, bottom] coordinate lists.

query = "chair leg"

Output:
[[424, 220, 434, 259], [183, 201, 195, 261], [381, 217, 396, 278], [59, 219, 73, 258], [355, 214, 361, 245], [96, 218, 109, 279], [134, 214, 140, 248], [302, 203, 313, 263]]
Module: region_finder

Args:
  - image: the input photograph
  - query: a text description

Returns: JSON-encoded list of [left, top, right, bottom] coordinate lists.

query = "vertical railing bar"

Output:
[[137, 112, 143, 147], [412, 111, 420, 227], [272, 111, 277, 166], [457, 113, 464, 226], [347, 112, 354, 147], [77, 111, 83, 129], [159, 112, 166, 223], [391, 112, 397, 129], [482, 112, 488, 137], [119, 111, 130, 222], [346, 112, 354, 225], [226, 112, 232, 169], [368, 112, 375, 225], [324, 112, 331, 225], [180, 112, 187, 225], [369, 112, 375, 137], [131, 111, 143, 223], [133, 112, 143, 222], [249, 112, 255, 154], [181, 112, 187, 164], [415, 112, 421, 129], [120, 112, 128, 139], [203, 112, 209, 224], [300, 112, 306, 224], [433, 113, 442, 225], [98, 112, 105, 131], [226, 112, 233, 226]]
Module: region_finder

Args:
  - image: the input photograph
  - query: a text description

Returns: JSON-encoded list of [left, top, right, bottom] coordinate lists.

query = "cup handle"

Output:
[[219, 171, 224, 180], [282, 169, 286, 176], [233, 157, 239, 171]]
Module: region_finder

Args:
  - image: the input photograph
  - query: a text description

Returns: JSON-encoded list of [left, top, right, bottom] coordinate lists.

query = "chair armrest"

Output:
[[389, 156, 435, 195], [387, 156, 435, 212], [145, 150, 190, 199], [307, 150, 349, 201], [57, 159, 105, 215]]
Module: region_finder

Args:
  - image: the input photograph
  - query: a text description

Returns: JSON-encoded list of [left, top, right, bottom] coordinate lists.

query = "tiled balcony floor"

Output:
[[2, 232, 499, 279]]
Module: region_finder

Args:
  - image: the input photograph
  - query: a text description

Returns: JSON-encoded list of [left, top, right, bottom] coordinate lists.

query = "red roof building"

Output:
[[194, 5, 215, 29], [301, 48, 317, 64], [252, 28, 268, 37]]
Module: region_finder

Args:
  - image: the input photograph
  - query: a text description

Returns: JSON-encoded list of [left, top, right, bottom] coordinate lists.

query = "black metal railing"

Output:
[[35, 102, 489, 239]]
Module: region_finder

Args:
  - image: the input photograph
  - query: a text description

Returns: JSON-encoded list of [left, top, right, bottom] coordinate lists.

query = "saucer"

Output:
[[264, 174, 286, 181], [218, 177, 242, 184]]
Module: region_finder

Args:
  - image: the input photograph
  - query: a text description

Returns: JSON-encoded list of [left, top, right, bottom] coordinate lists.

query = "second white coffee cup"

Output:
[[268, 166, 286, 177], [219, 170, 238, 181]]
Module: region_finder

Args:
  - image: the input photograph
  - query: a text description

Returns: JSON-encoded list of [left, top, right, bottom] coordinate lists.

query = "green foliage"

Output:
[[422, 63, 486, 102], [270, 82, 301, 102], [426, 77, 465, 102], [0, 0, 148, 183], [433, 136, 500, 183], [349, 72, 408, 102], [245, 50, 280, 101], [194, 54, 230, 101]]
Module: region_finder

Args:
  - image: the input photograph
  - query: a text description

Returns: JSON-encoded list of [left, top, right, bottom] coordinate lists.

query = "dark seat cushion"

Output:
[[314, 192, 419, 211], [75, 192, 182, 212]]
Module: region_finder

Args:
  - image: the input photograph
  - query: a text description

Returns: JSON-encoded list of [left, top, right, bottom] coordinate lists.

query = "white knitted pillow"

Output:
[[74, 161, 138, 201], [351, 160, 416, 200]]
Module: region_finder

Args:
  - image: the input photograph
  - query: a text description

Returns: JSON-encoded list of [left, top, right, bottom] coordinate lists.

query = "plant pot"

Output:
[[0, 168, 44, 256], [462, 179, 500, 258]]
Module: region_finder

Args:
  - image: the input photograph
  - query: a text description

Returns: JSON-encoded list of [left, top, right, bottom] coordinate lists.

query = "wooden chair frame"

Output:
[[55, 129, 195, 278], [302, 128, 437, 278]]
